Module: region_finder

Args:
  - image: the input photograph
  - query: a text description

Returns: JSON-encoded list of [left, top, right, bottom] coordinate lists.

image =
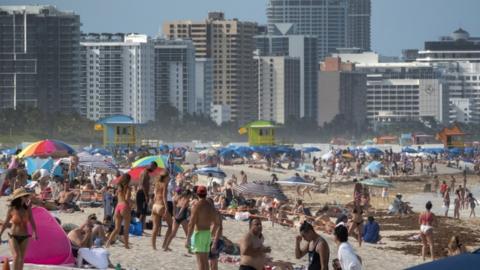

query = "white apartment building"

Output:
[[256, 56, 301, 124], [210, 104, 231, 126], [80, 33, 155, 124], [450, 98, 472, 123]]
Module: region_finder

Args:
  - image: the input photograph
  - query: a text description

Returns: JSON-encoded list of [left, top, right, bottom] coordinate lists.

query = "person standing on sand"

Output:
[[352, 179, 363, 208], [0, 188, 38, 270], [151, 172, 168, 250], [164, 189, 193, 251], [240, 171, 248, 185], [467, 192, 479, 218], [295, 221, 330, 270], [444, 187, 451, 217], [239, 218, 271, 270], [419, 201, 435, 261], [186, 186, 221, 270], [334, 225, 362, 270], [137, 162, 157, 234], [439, 180, 448, 197], [450, 176, 456, 195], [106, 174, 131, 249], [453, 189, 461, 219]]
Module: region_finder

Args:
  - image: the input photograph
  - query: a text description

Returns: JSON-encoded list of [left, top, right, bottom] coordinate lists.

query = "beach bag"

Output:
[[129, 219, 142, 236]]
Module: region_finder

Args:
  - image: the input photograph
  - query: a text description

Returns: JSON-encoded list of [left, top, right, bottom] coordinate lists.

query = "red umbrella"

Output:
[[112, 167, 165, 185]]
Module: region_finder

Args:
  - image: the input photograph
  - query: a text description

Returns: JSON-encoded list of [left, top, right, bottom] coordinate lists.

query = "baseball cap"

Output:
[[196, 185, 207, 196]]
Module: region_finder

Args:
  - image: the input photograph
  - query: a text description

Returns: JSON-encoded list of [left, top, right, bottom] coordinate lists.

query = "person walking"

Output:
[[419, 201, 435, 261], [106, 174, 131, 249], [295, 221, 330, 270]]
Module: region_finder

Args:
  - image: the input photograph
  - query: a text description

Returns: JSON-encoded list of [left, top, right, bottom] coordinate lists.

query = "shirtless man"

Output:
[[151, 172, 169, 250], [295, 221, 330, 270], [58, 182, 79, 211], [137, 162, 157, 233], [186, 186, 221, 270], [239, 218, 271, 270], [68, 214, 97, 250]]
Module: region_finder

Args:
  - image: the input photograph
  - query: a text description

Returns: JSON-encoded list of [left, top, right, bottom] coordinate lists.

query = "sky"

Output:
[[4, 0, 480, 56]]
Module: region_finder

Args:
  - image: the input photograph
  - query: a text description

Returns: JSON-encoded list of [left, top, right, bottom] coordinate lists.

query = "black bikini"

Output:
[[9, 233, 30, 245], [308, 239, 321, 270]]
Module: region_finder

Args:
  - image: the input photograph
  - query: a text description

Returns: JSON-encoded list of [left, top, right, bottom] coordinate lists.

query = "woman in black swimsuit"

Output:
[[295, 221, 330, 270], [0, 188, 38, 270], [163, 190, 192, 251]]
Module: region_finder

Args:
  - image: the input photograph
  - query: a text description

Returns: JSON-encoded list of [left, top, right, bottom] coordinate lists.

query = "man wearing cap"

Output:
[[186, 185, 221, 270]]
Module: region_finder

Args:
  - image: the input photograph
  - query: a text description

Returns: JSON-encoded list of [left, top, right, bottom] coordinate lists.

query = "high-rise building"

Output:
[[318, 57, 366, 129], [417, 29, 480, 123], [195, 58, 213, 116], [347, 0, 371, 51], [256, 55, 301, 124], [154, 38, 196, 116], [164, 12, 258, 124], [0, 5, 80, 112], [80, 33, 155, 124], [266, 0, 348, 60], [255, 24, 318, 119]]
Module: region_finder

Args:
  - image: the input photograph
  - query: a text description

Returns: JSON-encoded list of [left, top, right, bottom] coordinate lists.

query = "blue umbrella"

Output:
[[402, 147, 418, 154], [406, 250, 480, 270], [365, 161, 384, 174], [303, 147, 321, 153], [421, 148, 444, 155], [90, 148, 112, 156], [1, 148, 17, 156], [364, 147, 384, 155], [194, 167, 227, 178], [219, 149, 244, 159]]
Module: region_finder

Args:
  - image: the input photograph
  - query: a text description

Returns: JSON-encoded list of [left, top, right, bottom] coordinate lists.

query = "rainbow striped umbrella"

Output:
[[17, 139, 76, 159], [132, 155, 183, 173]]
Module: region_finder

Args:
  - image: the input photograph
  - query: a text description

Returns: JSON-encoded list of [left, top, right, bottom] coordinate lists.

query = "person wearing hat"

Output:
[[186, 185, 221, 270], [0, 187, 37, 270]]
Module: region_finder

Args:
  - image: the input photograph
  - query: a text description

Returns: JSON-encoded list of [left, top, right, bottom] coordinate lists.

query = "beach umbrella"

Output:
[[132, 155, 183, 173], [363, 147, 383, 155], [402, 147, 418, 154], [277, 176, 316, 187], [1, 148, 17, 156], [406, 249, 480, 270], [89, 148, 112, 156], [321, 151, 334, 161], [303, 147, 321, 153], [360, 178, 394, 188], [219, 149, 244, 159], [193, 167, 227, 178], [362, 139, 374, 145], [365, 161, 384, 174], [17, 139, 76, 159], [112, 166, 165, 185], [296, 164, 315, 173], [233, 183, 288, 201]]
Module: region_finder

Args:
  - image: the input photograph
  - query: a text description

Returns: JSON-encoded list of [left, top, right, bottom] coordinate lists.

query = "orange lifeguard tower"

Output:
[[436, 124, 465, 149]]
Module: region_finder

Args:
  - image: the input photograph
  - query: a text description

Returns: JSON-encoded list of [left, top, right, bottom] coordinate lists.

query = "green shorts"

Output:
[[191, 230, 212, 253]]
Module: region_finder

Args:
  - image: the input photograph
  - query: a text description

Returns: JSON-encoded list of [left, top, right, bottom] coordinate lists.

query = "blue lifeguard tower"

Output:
[[95, 115, 137, 147]]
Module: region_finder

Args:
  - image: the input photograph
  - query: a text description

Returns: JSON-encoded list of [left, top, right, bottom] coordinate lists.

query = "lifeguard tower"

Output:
[[238, 120, 276, 146], [95, 115, 137, 147], [436, 124, 465, 149]]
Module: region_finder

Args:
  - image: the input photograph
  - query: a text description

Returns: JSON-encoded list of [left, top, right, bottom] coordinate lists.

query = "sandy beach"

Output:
[[2, 157, 479, 270]]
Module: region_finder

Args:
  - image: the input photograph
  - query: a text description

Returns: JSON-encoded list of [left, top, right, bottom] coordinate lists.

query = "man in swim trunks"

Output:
[[151, 172, 168, 250], [239, 217, 271, 270], [186, 185, 221, 270], [137, 162, 157, 234]]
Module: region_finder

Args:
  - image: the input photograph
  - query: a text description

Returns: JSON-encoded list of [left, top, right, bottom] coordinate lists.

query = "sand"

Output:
[[0, 159, 479, 269]]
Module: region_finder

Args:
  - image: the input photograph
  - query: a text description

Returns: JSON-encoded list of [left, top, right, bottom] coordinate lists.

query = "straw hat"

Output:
[[9, 187, 31, 201]]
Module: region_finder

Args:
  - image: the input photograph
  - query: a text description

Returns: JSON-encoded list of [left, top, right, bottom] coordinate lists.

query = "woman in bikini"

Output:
[[163, 189, 192, 251], [106, 174, 131, 249], [151, 173, 168, 250], [419, 201, 435, 261], [0, 188, 38, 270], [348, 205, 364, 247]]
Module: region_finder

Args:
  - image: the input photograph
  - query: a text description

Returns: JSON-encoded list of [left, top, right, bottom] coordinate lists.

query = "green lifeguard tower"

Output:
[[239, 120, 276, 146], [95, 115, 137, 147]]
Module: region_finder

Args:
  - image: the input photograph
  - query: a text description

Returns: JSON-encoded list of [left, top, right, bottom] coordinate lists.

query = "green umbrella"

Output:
[[360, 178, 394, 188]]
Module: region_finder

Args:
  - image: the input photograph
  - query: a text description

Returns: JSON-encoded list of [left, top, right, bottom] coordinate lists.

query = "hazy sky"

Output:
[[4, 0, 480, 56]]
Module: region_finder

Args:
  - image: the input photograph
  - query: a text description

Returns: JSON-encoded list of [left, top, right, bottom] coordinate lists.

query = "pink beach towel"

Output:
[[25, 207, 75, 265]]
